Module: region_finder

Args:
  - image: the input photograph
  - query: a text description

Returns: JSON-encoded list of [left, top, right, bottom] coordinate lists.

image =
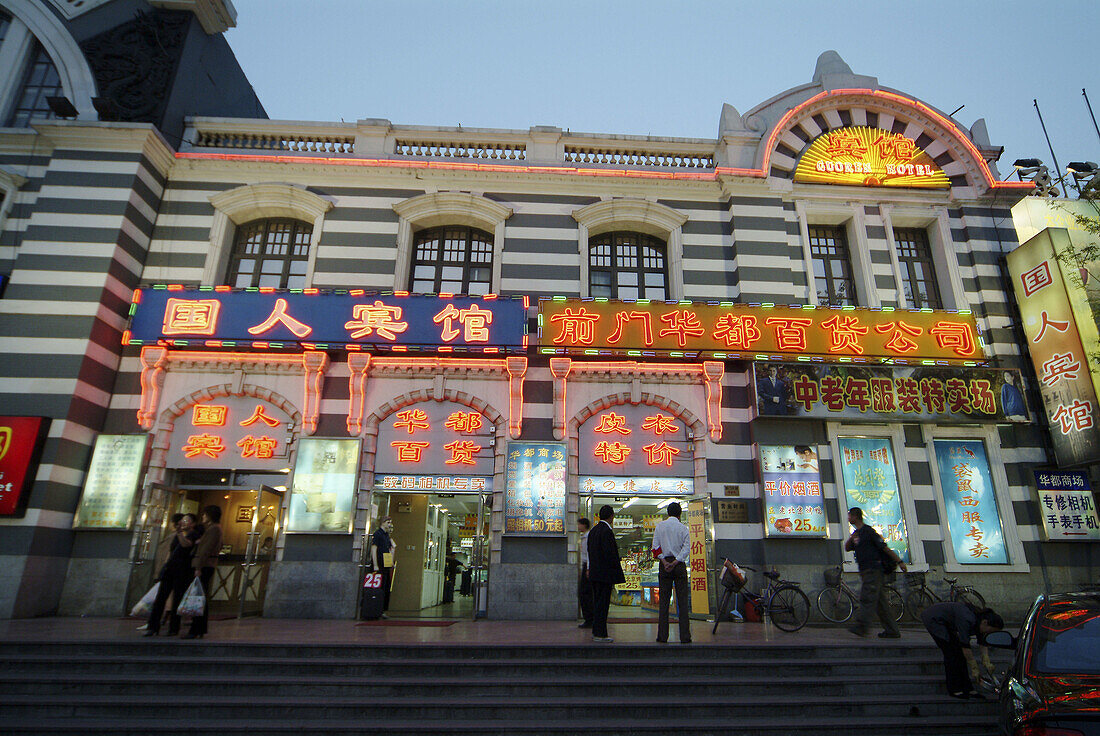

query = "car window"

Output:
[[1031, 600, 1100, 675]]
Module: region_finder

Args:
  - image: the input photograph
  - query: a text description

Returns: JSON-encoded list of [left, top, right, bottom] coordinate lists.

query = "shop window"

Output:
[[409, 226, 493, 295], [5, 41, 62, 128], [894, 228, 942, 309], [809, 225, 858, 306], [225, 218, 313, 289], [589, 231, 669, 301]]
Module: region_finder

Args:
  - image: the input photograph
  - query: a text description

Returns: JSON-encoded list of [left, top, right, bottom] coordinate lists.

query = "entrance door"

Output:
[[470, 489, 490, 619], [124, 484, 183, 614], [237, 485, 283, 617]]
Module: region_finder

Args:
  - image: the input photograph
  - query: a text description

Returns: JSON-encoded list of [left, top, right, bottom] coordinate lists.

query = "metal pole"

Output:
[[1084, 89, 1100, 145], [1034, 99, 1073, 196]]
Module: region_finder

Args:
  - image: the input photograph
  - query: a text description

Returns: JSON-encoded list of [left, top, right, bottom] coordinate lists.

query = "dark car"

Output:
[[986, 591, 1100, 736]]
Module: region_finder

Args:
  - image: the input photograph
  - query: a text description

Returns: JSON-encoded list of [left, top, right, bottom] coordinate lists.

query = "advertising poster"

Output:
[[1034, 470, 1100, 541], [836, 436, 910, 562], [0, 416, 50, 516], [73, 434, 149, 529], [287, 438, 361, 533], [752, 363, 1028, 423], [686, 499, 709, 615], [758, 445, 826, 538], [504, 443, 566, 535], [933, 440, 1008, 564]]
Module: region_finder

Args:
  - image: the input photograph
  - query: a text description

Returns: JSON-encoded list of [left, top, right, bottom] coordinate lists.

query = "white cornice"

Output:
[[572, 198, 688, 238], [209, 182, 334, 224]]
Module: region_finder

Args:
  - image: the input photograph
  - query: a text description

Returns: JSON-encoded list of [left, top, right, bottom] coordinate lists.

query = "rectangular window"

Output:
[[410, 227, 492, 295], [894, 228, 942, 309], [809, 226, 857, 306]]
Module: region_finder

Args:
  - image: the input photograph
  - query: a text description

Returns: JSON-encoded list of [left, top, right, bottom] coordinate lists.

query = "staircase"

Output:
[[0, 638, 999, 735]]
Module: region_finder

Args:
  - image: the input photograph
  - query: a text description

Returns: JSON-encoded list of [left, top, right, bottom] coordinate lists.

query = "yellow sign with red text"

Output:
[[687, 499, 709, 616], [793, 126, 949, 189]]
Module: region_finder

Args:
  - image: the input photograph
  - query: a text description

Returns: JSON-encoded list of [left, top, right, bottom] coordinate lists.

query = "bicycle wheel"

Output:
[[883, 585, 905, 622], [906, 589, 935, 621], [816, 586, 854, 623], [769, 585, 810, 632], [955, 588, 987, 611]]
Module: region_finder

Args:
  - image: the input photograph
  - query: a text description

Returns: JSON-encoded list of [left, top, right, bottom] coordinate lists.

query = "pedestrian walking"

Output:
[[182, 505, 222, 640], [843, 507, 906, 638], [577, 517, 594, 629], [921, 601, 1003, 699], [586, 505, 625, 643], [651, 502, 691, 644]]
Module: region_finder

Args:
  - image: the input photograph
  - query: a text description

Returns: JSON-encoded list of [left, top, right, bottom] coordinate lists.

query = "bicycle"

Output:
[[815, 565, 905, 624], [904, 569, 987, 621], [713, 559, 810, 633]]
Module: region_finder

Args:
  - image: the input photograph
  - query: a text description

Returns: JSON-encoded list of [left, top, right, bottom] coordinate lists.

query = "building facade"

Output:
[[1, 6, 1095, 621]]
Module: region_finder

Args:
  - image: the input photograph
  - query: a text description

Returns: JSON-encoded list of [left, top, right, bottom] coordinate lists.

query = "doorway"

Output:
[[366, 490, 490, 619]]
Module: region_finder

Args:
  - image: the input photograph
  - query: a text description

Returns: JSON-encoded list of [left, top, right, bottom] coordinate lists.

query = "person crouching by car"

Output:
[[921, 601, 1004, 699]]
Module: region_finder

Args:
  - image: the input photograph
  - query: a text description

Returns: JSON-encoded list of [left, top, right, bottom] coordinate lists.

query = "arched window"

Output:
[[226, 219, 313, 289], [589, 231, 668, 300], [5, 40, 62, 128], [409, 226, 493, 295]]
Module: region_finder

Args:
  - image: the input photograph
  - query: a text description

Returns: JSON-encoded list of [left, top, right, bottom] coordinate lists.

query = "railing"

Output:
[[564, 145, 714, 168], [194, 129, 355, 154], [393, 139, 526, 160]]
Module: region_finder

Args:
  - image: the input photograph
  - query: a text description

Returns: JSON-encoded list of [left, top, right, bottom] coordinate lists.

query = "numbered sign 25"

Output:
[[363, 572, 382, 589]]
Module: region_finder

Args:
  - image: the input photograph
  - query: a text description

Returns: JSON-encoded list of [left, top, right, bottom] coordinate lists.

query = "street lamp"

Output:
[[1014, 158, 1061, 198], [1067, 161, 1099, 197]]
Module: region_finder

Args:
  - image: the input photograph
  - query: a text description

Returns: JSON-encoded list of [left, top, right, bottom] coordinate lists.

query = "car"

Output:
[[985, 591, 1100, 736]]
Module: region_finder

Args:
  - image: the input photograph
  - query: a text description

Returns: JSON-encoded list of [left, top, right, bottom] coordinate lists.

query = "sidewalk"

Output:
[[0, 616, 938, 647]]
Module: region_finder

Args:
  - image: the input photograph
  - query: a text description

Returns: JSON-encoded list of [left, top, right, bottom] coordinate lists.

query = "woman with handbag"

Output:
[[182, 505, 223, 639], [144, 513, 200, 637]]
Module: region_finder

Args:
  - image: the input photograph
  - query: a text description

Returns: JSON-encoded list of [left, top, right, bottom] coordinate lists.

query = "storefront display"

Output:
[[933, 439, 1008, 564], [758, 445, 826, 538], [836, 436, 910, 563], [287, 438, 361, 533], [72, 435, 149, 529]]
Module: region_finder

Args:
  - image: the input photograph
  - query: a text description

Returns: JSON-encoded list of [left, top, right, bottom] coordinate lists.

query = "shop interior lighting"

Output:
[[656, 497, 678, 509], [621, 497, 641, 509]]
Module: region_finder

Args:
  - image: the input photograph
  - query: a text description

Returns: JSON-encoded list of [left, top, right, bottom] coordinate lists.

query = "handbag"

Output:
[[130, 582, 160, 618], [177, 577, 206, 617]]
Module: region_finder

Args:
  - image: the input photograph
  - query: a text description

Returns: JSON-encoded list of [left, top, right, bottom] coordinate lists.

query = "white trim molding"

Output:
[[391, 191, 513, 292], [793, 199, 877, 307], [880, 203, 969, 312], [571, 198, 688, 299], [203, 182, 334, 287]]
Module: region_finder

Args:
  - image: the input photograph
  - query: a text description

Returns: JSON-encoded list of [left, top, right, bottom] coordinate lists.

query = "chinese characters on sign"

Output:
[[375, 402, 494, 477], [1033, 471, 1100, 542], [0, 416, 50, 517], [792, 126, 950, 189], [539, 299, 983, 363], [73, 435, 148, 529], [165, 397, 290, 470], [375, 476, 491, 492], [686, 499, 710, 615], [287, 438, 361, 533], [127, 288, 528, 353], [933, 440, 1008, 564], [1007, 228, 1100, 466], [504, 443, 566, 536], [577, 406, 693, 478], [580, 476, 694, 496], [837, 437, 911, 563], [758, 445, 826, 538], [753, 363, 1029, 423]]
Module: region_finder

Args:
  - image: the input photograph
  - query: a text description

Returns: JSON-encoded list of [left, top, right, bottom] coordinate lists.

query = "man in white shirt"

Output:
[[651, 502, 692, 644], [577, 517, 594, 628]]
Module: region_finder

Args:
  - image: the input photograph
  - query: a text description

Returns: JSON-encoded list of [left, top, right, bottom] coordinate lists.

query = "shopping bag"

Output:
[[130, 582, 160, 618], [177, 577, 206, 617]]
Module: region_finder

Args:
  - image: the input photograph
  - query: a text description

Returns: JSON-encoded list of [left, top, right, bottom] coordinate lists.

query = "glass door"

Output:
[[237, 484, 283, 617], [470, 489, 490, 619], [124, 483, 182, 615]]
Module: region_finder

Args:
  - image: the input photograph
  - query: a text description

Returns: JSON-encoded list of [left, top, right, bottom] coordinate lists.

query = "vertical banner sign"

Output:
[[287, 438, 361, 533], [686, 498, 709, 615], [837, 437, 910, 563], [758, 445, 826, 537], [1007, 228, 1100, 466], [73, 435, 149, 529], [0, 416, 50, 516], [504, 443, 566, 535], [933, 440, 1008, 564], [1034, 470, 1100, 541]]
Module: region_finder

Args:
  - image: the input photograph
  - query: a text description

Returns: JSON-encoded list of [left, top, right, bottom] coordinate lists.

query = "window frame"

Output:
[[587, 230, 670, 301], [808, 224, 859, 307], [893, 227, 943, 310], [408, 225, 495, 295], [225, 217, 314, 290]]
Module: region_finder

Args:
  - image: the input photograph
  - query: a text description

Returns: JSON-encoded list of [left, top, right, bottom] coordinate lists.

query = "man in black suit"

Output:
[[586, 504, 625, 643], [758, 364, 789, 415]]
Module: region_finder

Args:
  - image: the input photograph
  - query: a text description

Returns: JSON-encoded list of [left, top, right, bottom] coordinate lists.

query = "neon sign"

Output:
[[539, 298, 984, 364], [165, 397, 291, 470], [127, 287, 528, 354], [793, 126, 949, 189], [375, 402, 495, 476], [578, 406, 693, 477]]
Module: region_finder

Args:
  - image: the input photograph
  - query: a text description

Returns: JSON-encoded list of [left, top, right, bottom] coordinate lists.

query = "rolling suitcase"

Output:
[[360, 569, 385, 620]]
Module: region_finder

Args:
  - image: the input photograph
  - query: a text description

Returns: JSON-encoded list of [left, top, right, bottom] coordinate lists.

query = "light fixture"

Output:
[[1067, 161, 1099, 197], [45, 96, 78, 118], [656, 497, 677, 509], [1013, 158, 1060, 197], [620, 496, 641, 509]]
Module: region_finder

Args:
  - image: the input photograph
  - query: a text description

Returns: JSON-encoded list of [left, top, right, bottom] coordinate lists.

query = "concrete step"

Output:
[[0, 694, 998, 721]]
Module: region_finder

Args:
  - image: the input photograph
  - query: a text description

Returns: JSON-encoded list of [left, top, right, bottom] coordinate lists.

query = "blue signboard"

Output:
[[837, 436, 910, 563], [934, 439, 1008, 564], [126, 287, 528, 352], [504, 443, 566, 536], [759, 445, 826, 537]]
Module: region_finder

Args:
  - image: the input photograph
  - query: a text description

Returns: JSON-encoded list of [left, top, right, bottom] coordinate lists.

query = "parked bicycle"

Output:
[[904, 569, 987, 620], [713, 559, 810, 633], [816, 565, 905, 624]]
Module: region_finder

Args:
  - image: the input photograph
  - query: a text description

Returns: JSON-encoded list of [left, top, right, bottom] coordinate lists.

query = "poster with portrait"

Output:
[[287, 438, 361, 533], [837, 436, 911, 563], [758, 445, 826, 538]]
